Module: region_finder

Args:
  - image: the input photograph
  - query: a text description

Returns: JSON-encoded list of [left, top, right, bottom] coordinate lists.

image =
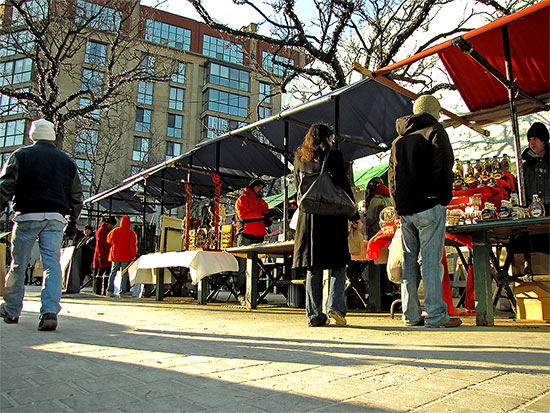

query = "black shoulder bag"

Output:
[[297, 151, 357, 218]]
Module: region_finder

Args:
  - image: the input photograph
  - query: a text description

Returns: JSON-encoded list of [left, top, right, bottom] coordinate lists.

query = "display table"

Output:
[[128, 250, 238, 302], [226, 241, 294, 310], [447, 217, 550, 326]]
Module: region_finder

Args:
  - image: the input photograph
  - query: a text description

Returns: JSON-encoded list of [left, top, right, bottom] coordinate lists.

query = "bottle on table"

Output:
[[528, 194, 546, 218]]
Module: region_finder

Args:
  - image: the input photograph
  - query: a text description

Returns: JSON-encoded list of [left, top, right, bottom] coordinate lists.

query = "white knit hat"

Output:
[[413, 95, 441, 120], [29, 119, 56, 141]]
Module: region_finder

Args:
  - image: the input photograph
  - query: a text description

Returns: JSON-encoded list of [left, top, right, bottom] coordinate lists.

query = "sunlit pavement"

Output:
[[1, 287, 549, 412]]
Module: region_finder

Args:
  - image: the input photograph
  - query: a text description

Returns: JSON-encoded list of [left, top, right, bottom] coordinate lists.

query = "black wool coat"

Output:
[[293, 149, 358, 270]]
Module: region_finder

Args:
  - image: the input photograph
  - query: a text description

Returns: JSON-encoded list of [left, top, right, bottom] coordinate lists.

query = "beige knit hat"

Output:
[[413, 95, 441, 120], [29, 119, 56, 141]]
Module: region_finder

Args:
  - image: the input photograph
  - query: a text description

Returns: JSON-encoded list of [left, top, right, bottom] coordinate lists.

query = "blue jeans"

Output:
[[400, 204, 449, 327], [305, 266, 347, 324], [107, 261, 130, 294], [3, 219, 65, 317]]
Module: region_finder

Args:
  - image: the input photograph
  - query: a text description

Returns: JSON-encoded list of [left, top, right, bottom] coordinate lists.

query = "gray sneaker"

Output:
[[38, 313, 57, 331]]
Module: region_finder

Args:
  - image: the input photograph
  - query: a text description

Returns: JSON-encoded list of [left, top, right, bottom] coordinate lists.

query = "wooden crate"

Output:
[[515, 280, 550, 321]]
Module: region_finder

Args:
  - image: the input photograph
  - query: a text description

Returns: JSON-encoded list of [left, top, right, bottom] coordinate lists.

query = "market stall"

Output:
[[355, 1, 549, 325]]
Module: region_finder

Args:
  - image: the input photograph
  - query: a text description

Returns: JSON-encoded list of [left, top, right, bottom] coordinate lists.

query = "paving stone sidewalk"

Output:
[[1, 289, 549, 412]]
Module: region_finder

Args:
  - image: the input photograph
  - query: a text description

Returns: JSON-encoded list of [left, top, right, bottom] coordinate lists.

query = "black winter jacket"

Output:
[[292, 149, 359, 269], [521, 147, 549, 211], [388, 113, 454, 216], [0, 141, 83, 219]]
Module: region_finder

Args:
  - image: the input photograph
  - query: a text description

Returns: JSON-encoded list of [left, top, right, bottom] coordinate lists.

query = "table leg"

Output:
[[245, 251, 259, 310], [471, 231, 494, 326], [155, 268, 164, 301], [197, 277, 208, 305]]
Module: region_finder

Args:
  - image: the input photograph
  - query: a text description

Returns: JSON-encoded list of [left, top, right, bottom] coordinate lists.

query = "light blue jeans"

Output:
[[305, 266, 347, 324], [107, 261, 130, 294], [3, 219, 65, 317], [400, 204, 449, 327]]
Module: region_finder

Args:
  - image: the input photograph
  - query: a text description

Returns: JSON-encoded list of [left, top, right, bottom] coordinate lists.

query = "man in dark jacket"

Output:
[[388, 95, 461, 328], [0, 119, 82, 331], [522, 122, 549, 211]]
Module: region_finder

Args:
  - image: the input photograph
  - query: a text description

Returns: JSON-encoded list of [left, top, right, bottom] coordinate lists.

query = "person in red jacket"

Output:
[[235, 178, 274, 246], [92, 216, 116, 295], [106, 216, 137, 297]]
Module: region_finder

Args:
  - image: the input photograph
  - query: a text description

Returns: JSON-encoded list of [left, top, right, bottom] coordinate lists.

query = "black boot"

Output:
[[102, 277, 108, 295], [92, 276, 102, 295]]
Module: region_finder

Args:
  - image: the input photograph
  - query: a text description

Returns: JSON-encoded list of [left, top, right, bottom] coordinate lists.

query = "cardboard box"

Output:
[[515, 280, 550, 320], [514, 253, 550, 275]]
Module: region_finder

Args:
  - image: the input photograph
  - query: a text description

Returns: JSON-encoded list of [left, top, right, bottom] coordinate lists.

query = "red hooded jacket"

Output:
[[93, 223, 111, 269], [235, 187, 270, 237], [107, 216, 137, 262]]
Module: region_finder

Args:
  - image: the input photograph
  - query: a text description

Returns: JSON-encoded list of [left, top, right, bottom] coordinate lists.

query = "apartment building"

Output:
[[0, 0, 305, 203]]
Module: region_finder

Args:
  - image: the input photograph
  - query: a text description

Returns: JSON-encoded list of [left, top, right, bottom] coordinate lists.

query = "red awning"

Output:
[[375, 1, 549, 123]]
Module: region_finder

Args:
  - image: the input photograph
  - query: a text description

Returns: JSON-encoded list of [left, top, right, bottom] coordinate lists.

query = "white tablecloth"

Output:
[[128, 250, 239, 284]]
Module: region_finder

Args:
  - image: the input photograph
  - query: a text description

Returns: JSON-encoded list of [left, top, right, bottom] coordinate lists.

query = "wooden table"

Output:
[[226, 241, 294, 310], [446, 216, 550, 326]]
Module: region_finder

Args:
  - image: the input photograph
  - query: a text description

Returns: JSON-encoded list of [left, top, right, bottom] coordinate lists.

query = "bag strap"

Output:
[[319, 149, 330, 174]]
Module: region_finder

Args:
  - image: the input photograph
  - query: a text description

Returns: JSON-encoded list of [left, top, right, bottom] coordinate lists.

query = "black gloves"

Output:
[[64, 219, 77, 239], [262, 209, 275, 218]]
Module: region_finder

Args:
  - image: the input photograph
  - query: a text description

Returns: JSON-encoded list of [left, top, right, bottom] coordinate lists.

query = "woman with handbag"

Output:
[[293, 123, 359, 327]]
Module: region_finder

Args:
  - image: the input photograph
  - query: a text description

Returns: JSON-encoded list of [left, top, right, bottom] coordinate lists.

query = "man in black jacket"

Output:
[[388, 95, 461, 328], [0, 119, 82, 331]]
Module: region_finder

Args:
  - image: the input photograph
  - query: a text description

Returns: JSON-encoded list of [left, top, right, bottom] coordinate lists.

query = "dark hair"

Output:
[[101, 216, 117, 225], [527, 122, 549, 144], [84, 225, 93, 231], [295, 123, 334, 162]]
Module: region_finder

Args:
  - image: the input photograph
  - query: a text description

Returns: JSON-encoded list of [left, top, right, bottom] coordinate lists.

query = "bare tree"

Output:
[[0, 0, 172, 145], [185, 0, 537, 98]]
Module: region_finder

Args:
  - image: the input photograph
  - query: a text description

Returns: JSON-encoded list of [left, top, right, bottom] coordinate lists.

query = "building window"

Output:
[[134, 108, 151, 133], [132, 136, 150, 162], [0, 31, 34, 58], [81, 68, 104, 94], [201, 115, 245, 140], [140, 55, 155, 75], [202, 89, 248, 117], [167, 113, 183, 138], [79, 97, 100, 121], [258, 106, 271, 119], [259, 82, 271, 104], [166, 141, 182, 160], [75, 129, 98, 153], [84, 41, 107, 66], [171, 62, 186, 84], [0, 94, 24, 116], [137, 81, 154, 105], [75, 158, 93, 186], [205, 62, 249, 92], [0, 152, 12, 169], [0, 58, 33, 86], [262, 51, 294, 76], [202, 34, 244, 64], [0, 119, 25, 148], [76, 0, 121, 32], [168, 87, 185, 111], [12, 0, 49, 21], [145, 19, 191, 51]]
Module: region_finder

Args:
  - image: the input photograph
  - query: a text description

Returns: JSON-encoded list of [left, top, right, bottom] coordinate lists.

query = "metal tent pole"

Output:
[[283, 121, 289, 241]]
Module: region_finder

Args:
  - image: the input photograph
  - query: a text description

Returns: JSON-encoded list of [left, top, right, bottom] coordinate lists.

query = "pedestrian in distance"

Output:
[[0, 119, 83, 331], [106, 216, 137, 297], [293, 122, 359, 327], [92, 216, 116, 295], [388, 95, 461, 328]]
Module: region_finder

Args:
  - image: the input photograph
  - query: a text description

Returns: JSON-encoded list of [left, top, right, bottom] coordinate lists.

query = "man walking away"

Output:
[[388, 95, 461, 328], [0, 119, 83, 331]]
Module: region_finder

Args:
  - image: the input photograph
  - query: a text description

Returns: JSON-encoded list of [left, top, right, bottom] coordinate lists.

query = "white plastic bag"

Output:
[[113, 270, 122, 296], [289, 208, 299, 230], [386, 225, 403, 284]]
